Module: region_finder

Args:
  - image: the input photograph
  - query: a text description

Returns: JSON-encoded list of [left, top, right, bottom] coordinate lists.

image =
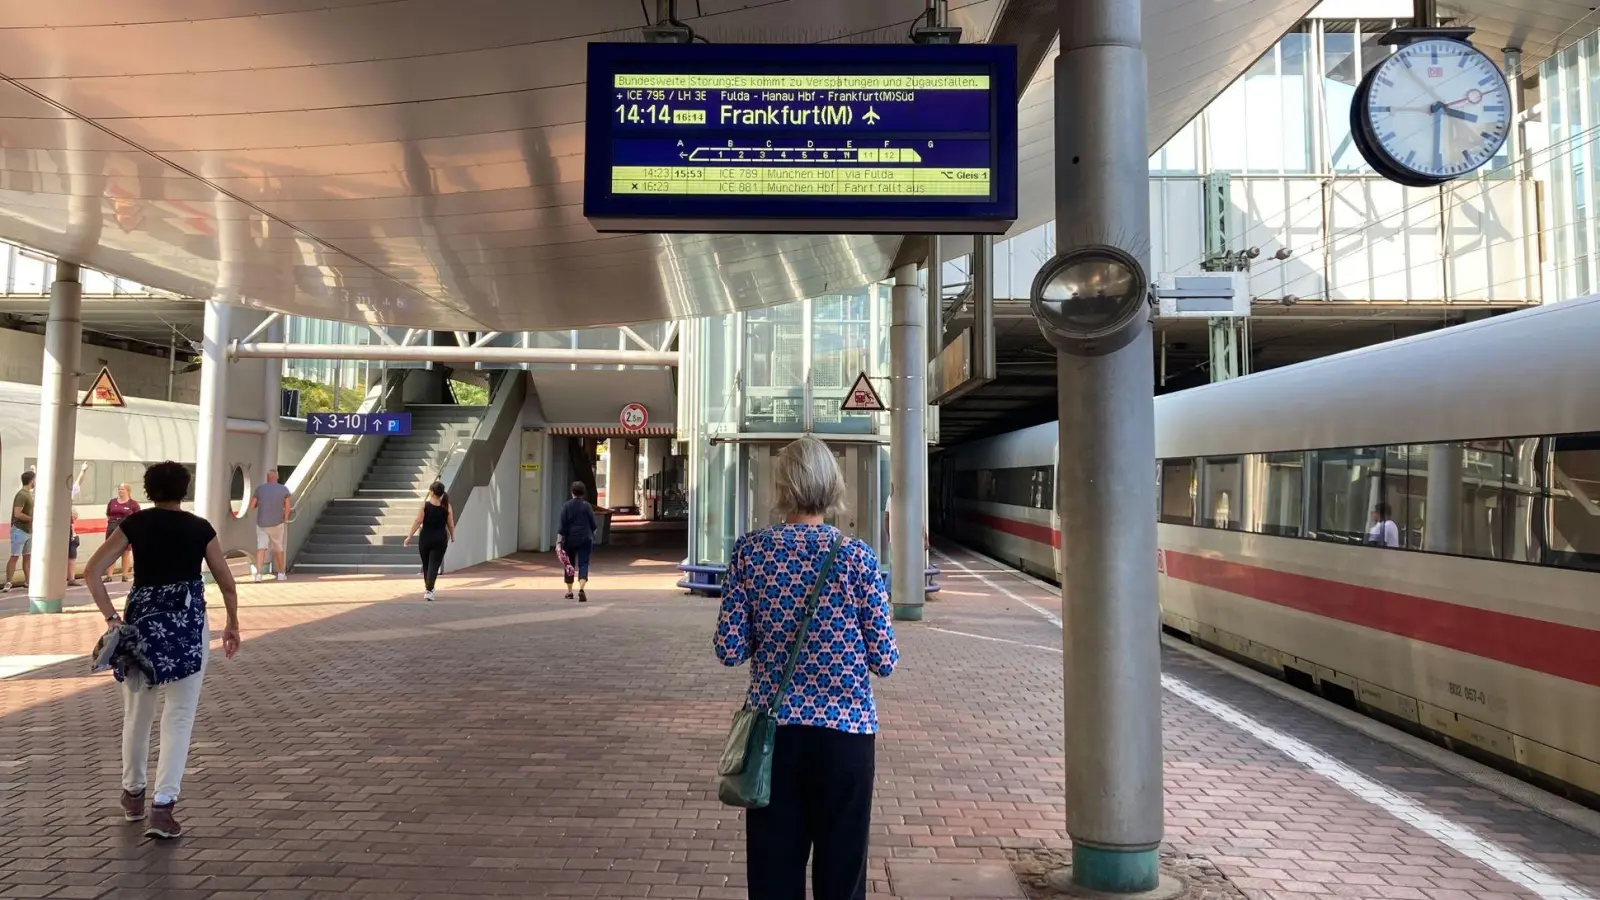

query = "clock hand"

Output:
[[1431, 107, 1443, 172], [1442, 107, 1478, 123]]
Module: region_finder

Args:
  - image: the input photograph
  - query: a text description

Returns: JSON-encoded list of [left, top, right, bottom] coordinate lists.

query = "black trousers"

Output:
[[418, 533, 447, 590], [746, 725, 875, 900]]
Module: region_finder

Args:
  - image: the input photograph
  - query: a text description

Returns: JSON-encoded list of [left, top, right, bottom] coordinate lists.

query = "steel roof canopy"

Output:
[[0, 0, 1587, 332]]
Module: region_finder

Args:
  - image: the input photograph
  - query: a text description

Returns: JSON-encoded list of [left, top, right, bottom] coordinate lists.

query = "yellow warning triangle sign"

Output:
[[80, 366, 126, 408], [839, 372, 886, 412]]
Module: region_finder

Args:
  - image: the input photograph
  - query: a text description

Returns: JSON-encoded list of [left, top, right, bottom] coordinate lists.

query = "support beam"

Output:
[[619, 325, 655, 352], [1051, 0, 1166, 893], [889, 264, 927, 622], [239, 311, 281, 346], [229, 343, 679, 367], [28, 262, 82, 615], [195, 301, 232, 527], [261, 316, 282, 483], [369, 324, 399, 346]]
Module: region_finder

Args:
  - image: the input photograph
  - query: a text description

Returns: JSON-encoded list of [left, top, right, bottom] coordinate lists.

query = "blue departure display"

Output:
[[305, 412, 412, 436], [584, 43, 1018, 234]]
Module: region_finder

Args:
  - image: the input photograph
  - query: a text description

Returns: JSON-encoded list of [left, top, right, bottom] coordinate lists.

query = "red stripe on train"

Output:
[[965, 506, 1600, 688], [0, 518, 111, 539], [968, 510, 1061, 548], [1161, 550, 1600, 689]]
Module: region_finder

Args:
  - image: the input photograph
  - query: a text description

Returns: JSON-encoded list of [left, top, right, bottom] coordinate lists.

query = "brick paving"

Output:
[[2, 537, 1599, 899]]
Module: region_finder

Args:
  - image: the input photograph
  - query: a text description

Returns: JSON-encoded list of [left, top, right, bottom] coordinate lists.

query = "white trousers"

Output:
[[121, 627, 208, 806]]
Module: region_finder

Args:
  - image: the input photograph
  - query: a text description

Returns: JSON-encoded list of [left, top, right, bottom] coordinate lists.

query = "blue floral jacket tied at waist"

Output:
[[106, 580, 208, 688]]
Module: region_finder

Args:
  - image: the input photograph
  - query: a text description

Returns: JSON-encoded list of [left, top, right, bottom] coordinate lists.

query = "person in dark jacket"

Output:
[[557, 481, 598, 602]]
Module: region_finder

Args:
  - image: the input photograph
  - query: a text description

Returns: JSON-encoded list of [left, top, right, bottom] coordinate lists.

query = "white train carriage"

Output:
[[943, 295, 1600, 801], [0, 381, 307, 575]]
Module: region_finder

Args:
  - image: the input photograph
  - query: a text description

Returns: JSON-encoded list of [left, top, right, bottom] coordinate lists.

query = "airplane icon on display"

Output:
[[862, 106, 881, 125]]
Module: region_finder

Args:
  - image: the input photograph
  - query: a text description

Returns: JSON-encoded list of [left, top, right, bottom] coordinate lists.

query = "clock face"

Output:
[[1359, 38, 1511, 182]]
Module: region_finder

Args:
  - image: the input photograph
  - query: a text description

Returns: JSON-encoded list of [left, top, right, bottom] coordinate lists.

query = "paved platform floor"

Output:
[[3, 538, 1600, 899]]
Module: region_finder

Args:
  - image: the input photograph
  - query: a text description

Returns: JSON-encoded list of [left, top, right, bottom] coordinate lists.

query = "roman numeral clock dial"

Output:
[[1351, 37, 1511, 187]]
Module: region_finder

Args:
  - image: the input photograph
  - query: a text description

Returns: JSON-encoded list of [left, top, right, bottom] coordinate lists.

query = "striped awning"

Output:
[[547, 424, 676, 437]]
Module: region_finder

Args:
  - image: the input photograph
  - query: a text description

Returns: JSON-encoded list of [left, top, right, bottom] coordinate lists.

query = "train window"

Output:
[[1159, 459, 1196, 525], [1250, 452, 1305, 537], [1501, 438, 1542, 563], [1404, 441, 1513, 559], [1310, 446, 1388, 544], [1201, 457, 1243, 530], [1546, 433, 1600, 571]]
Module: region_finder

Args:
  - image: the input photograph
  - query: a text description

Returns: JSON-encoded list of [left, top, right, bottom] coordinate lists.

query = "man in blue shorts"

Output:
[[3, 471, 35, 591]]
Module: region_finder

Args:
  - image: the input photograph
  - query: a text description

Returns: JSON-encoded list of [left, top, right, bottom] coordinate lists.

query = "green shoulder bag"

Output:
[[717, 536, 843, 809]]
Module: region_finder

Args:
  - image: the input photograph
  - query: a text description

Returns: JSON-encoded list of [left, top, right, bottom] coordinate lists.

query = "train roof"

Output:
[[1155, 296, 1600, 458]]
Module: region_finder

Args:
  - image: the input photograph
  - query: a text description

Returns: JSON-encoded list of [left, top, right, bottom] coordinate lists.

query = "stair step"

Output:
[[311, 524, 415, 537], [306, 533, 413, 546], [296, 550, 420, 566], [291, 562, 421, 576]]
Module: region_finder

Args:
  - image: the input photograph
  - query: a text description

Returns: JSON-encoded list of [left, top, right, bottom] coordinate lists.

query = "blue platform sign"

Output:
[[305, 412, 411, 437], [584, 42, 1017, 235]]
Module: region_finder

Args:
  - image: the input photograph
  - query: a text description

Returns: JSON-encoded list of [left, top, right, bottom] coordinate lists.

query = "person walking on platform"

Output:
[[3, 470, 35, 592], [556, 481, 597, 602], [105, 482, 140, 582], [250, 470, 291, 583], [403, 481, 453, 601], [84, 460, 241, 840], [714, 436, 899, 900]]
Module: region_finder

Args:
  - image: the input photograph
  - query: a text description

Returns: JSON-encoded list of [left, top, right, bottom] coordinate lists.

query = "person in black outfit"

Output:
[[403, 481, 454, 601], [557, 481, 598, 602]]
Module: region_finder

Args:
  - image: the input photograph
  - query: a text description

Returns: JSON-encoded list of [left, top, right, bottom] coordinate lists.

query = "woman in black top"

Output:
[[83, 461, 241, 841], [403, 481, 454, 601], [557, 481, 599, 602]]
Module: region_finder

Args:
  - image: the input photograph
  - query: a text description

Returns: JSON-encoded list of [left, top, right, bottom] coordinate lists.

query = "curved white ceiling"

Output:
[[0, 0, 1587, 330]]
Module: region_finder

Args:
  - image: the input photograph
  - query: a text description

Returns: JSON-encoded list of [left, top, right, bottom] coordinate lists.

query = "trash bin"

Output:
[[593, 508, 613, 545]]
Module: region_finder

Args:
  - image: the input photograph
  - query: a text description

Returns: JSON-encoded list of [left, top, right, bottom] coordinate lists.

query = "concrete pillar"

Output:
[[1053, 0, 1165, 892], [261, 317, 282, 482], [28, 262, 82, 614], [643, 438, 667, 518], [889, 264, 927, 621], [194, 300, 231, 527], [606, 438, 639, 511]]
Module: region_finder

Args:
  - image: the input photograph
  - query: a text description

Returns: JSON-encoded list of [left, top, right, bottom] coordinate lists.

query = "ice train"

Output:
[[939, 295, 1600, 802]]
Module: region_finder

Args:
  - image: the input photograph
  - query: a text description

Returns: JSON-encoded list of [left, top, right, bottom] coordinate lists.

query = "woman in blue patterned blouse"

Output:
[[715, 436, 899, 900], [85, 461, 240, 841]]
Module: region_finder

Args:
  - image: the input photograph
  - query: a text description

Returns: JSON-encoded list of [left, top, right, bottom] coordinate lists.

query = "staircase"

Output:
[[292, 405, 485, 575]]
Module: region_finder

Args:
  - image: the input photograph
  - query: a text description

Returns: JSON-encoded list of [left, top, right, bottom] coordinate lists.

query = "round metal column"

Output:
[[28, 263, 82, 615], [889, 264, 928, 621], [1052, 0, 1166, 892]]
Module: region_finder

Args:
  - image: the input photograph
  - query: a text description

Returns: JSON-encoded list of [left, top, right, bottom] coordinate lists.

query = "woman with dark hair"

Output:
[[403, 481, 454, 601], [557, 480, 598, 602], [83, 460, 241, 840]]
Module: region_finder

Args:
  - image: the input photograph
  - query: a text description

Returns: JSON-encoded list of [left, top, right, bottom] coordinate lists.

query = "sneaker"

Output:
[[578, 589, 587, 603], [252, 572, 262, 584], [276, 573, 287, 582], [565, 591, 574, 600], [120, 789, 146, 822], [145, 802, 181, 839], [1, 582, 11, 593], [424, 590, 434, 602]]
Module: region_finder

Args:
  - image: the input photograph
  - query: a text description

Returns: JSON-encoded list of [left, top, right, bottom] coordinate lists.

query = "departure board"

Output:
[[584, 43, 1017, 235]]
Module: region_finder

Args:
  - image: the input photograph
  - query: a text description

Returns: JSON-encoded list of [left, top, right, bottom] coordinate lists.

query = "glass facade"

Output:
[[685, 284, 898, 565], [1541, 32, 1600, 302], [0, 241, 165, 297]]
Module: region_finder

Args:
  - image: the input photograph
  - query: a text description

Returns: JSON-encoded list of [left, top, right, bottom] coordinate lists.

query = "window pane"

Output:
[[1202, 456, 1244, 530], [1547, 434, 1600, 570], [1502, 438, 1542, 563], [1311, 447, 1387, 544], [1322, 28, 1364, 172], [1251, 451, 1305, 536], [1160, 459, 1196, 525]]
